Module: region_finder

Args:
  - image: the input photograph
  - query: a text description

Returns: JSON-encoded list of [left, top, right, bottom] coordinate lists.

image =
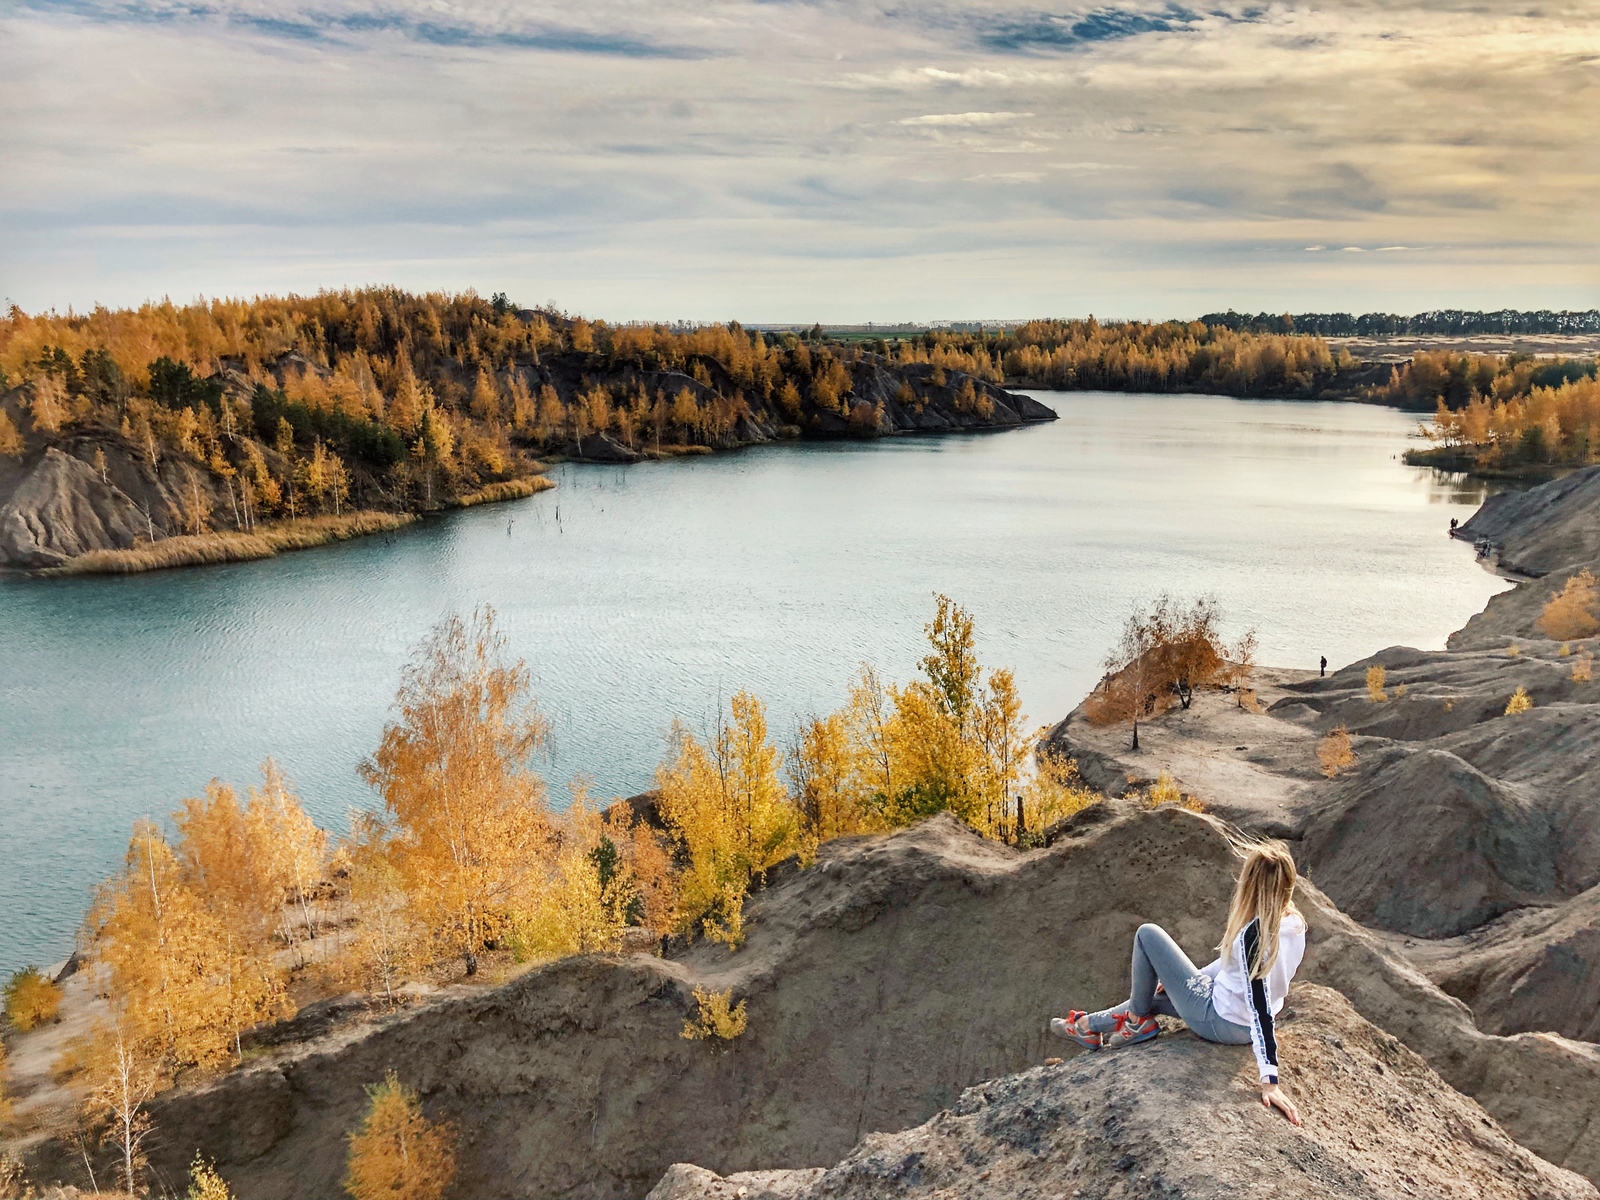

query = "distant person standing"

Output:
[[1320, 656, 1327, 678]]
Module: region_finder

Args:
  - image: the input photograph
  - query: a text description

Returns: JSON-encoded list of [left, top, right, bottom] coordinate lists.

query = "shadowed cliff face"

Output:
[[98, 808, 1600, 1200]]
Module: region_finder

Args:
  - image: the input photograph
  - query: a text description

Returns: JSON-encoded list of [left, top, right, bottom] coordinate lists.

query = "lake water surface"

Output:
[[0, 392, 1512, 971]]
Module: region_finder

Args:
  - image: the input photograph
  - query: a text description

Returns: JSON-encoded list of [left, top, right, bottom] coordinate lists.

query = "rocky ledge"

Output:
[[650, 985, 1594, 1200]]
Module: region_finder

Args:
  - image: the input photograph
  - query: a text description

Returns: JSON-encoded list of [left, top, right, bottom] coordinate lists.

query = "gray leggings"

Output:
[[1086, 923, 1252, 1046]]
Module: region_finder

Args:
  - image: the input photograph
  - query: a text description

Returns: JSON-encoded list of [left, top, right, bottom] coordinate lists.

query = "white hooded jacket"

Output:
[[1200, 911, 1305, 1083]]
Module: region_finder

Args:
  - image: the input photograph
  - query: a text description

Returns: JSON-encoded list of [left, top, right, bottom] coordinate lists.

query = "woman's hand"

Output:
[[1261, 1082, 1300, 1125]]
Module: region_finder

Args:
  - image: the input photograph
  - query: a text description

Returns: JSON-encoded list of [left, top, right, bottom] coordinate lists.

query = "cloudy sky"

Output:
[[2, 0, 1597, 320]]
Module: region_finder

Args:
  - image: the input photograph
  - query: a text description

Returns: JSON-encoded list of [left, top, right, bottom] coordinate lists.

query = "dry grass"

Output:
[[49, 512, 415, 575], [454, 476, 555, 508]]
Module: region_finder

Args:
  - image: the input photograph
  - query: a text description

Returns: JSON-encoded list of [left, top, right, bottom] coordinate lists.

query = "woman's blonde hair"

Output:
[[1219, 840, 1301, 978]]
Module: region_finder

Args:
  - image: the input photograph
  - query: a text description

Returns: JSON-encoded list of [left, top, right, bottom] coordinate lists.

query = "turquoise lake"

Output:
[[0, 392, 1512, 972]]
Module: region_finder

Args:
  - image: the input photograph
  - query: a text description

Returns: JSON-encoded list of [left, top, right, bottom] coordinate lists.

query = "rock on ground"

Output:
[[648, 985, 1596, 1200]]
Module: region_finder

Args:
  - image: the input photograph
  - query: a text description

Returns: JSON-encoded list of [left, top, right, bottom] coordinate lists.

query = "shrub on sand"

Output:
[[1318, 725, 1355, 779]]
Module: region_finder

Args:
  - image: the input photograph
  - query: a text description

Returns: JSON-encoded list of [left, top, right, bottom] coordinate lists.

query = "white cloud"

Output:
[[898, 111, 1035, 127], [0, 0, 1595, 316]]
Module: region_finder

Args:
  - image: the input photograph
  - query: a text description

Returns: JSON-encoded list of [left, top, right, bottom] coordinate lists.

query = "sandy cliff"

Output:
[[49, 804, 1589, 1199], [650, 986, 1594, 1200]]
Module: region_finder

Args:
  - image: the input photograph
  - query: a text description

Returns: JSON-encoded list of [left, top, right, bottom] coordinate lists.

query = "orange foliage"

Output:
[[345, 1071, 456, 1200]]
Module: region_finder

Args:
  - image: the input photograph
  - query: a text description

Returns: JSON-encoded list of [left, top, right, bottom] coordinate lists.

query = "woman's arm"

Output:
[[1240, 924, 1299, 1123]]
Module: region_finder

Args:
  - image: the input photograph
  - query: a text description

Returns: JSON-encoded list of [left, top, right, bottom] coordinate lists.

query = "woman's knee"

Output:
[[1135, 922, 1167, 943]]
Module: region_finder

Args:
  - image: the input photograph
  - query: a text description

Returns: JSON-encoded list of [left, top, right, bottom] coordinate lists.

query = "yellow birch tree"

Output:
[[345, 1072, 456, 1200], [361, 608, 553, 975]]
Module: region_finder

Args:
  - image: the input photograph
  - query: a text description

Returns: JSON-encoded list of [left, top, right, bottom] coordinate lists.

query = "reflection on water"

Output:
[[0, 392, 1514, 971], [1416, 468, 1529, 507]]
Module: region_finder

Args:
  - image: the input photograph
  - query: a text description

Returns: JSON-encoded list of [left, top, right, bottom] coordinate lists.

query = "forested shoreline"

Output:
[[1393, 351, 1600, 475], [0, 291, 1052, 571], [3, 292, 1595, 573]]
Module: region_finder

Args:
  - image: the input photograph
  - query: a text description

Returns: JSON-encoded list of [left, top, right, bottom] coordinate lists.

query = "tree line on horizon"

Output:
[[6, 291, 1591, 524], [1198, 308, 1600, 337]]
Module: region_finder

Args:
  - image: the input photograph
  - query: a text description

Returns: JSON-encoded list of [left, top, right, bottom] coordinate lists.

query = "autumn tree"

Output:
[[656, 692, 801, 944], [0, 411, 21, 456], [345, 1072, 456, 1200], [602, 806, 679, 937], [361, 608, 553, 975], [469, 369, 501, 423], [1226, 629, 1259, 710], [81, 820, 287, 1075], [28, 375, 70, 433], [248, 761, 328, 948], [1088, 604, 1169, 750], [1151, 595, 1226, 708], [1540, 569, 1600, 640], [972, 666, 1027, 839], [76, 1017, 163, 1197], [510, 785, 637, 959], [783, 600, 1071, 845], [4, 966, 63, 1031], [173, 763, 326, 959], [787, 711, 870, 843]]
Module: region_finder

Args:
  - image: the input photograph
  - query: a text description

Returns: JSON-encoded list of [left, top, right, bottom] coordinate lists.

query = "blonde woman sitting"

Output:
[[1052, 840, 1306, 1125]]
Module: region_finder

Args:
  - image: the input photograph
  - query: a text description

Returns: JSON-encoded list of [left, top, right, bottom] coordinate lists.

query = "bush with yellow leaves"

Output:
[[681, 987, 748, 1041], [1317, 725, 1355, 779], [345, 1071, 456, 1200], [1366, 665, 1387, 703], [3, 967, 63, 1032], [1144, 770, 1204, 812], [1505, 687, 1534, 715], [188, 1153, 234, 1200], [1539, 569, 1600, 641]]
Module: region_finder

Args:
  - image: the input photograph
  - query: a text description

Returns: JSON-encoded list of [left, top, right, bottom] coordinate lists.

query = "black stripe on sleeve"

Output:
[[1243, 921, 1279, 1081]]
